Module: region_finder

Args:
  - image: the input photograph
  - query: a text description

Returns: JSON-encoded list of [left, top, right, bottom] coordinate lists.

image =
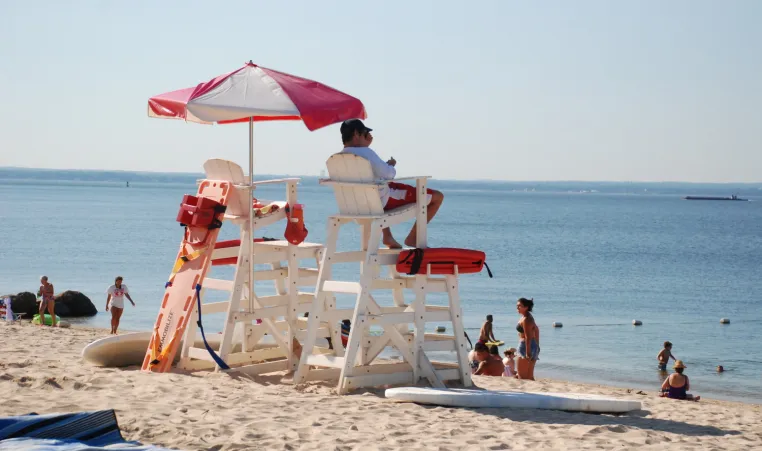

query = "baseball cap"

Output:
[[340, 119, 372, 136]]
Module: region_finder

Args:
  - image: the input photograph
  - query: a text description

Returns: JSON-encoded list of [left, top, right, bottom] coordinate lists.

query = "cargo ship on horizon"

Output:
[[683, 195, 748, 201]]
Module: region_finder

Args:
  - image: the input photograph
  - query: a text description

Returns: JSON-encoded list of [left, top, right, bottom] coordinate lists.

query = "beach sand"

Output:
[[1, 321, 760, 450]]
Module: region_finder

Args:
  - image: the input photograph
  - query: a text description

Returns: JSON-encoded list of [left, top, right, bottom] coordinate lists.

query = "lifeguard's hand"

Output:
[[387, 157, 396, 167]]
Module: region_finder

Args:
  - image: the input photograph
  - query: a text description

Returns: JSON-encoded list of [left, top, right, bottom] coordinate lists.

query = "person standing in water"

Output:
[[106, 276, 135, 334], [516, 297, 539, 380], [479, 314, 498, 343], [657, 341, 676, 372], [37, 276, 57, 327]]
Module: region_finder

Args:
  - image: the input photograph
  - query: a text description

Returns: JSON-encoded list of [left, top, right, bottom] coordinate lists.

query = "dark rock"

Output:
[[54, 291, 97, 317], [5, 292, 38, 319], [54, 302, 71, 317]]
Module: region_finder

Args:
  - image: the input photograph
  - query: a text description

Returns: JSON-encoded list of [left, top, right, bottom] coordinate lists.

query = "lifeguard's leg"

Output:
[[405, 190, 443, 247]]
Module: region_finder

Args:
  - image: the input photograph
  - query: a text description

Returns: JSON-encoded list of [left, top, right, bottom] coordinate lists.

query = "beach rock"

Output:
[[54, 291, 97, 317], [5, 292, 38, 318]]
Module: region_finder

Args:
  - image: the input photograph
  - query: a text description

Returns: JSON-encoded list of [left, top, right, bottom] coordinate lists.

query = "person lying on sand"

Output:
[[660, 360, 700, 401]]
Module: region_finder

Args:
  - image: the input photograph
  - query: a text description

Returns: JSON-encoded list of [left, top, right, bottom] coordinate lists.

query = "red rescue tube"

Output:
[[211, 238, 266, 266], [396, 248, 492, 277]]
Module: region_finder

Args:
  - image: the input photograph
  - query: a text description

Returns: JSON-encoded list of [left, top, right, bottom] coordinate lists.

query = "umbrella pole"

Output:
[[248, 117, 254, 310]]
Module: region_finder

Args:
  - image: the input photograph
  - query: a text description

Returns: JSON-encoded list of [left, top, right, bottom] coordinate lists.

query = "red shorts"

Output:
[[384, 182, 434, 211]]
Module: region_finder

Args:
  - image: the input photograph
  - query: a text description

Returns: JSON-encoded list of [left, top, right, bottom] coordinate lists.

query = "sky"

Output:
[[1, 1, 760, 182]]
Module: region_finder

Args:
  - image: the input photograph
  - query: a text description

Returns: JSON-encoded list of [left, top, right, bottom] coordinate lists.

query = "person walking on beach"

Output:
[[479, 314, 498, 343], [657, 341, 676, 371], [106, 276, 135, 334], [339, 119, 444, 248], [660, 360, 700, 401], [515, 297, 539, 380], [37, 276, 57, 327]]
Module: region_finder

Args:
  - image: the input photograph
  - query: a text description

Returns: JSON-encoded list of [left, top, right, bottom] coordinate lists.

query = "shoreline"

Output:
[[9, 320, 762, 407], [2, 321, 761, 450]]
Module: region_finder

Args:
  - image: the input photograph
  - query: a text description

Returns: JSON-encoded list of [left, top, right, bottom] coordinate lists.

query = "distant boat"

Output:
[[126, 181, 130, 187], [683, 195, 748, 201]]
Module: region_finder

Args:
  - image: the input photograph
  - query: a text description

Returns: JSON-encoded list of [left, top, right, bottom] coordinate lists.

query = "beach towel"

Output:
[[0, 410, 175, 450]]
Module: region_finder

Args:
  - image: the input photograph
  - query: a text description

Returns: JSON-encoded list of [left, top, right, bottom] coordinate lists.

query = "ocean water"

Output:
[[1, 169, 761, 403]]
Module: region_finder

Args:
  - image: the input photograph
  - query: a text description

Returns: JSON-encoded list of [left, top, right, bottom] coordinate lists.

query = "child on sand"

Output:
[[502, 348, 516, 377], [657, 341, 676, 371]]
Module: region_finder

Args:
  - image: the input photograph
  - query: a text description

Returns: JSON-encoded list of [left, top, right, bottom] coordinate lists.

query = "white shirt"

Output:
[[107, 284, 129, 308], [340, 146, 396, 206]]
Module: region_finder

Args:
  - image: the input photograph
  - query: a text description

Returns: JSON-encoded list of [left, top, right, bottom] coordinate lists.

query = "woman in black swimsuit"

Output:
[[516, 297, 539, 380]]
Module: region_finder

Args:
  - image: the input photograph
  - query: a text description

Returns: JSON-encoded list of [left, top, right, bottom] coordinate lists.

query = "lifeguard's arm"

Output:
[[474, 361, 488, 376], [364, 149, 396, 180], [489, 324, 497, 342]]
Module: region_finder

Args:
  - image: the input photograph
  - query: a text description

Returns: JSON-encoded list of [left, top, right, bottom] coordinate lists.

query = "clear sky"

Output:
[[1, 1, 760, 182]]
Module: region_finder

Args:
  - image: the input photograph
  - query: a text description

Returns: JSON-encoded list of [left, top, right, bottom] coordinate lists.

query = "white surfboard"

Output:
[[81, 331, 234, 367], [82, 331, 330, 368], [384, 387, 641, 413]]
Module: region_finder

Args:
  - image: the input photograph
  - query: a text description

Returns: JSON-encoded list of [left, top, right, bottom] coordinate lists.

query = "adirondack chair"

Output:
[[176, 159, 333, 375], [293, 153, 472, 393]]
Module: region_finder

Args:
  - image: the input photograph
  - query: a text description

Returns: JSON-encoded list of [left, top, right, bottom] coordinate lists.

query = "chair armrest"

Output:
[[251, 178, 301, 186], [391, 176, 432, 182], [319, 179, 386, 187]]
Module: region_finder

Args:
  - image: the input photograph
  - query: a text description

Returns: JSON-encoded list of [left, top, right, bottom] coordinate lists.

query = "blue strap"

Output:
[[194, 284, 230, 370]]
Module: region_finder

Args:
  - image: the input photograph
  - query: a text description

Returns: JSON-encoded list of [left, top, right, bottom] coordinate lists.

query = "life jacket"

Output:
[[284, 203, 308, 245]]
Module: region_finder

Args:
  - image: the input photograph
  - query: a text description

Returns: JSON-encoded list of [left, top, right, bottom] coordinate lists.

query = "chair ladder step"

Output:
[[306, 354, 346, 369], [322, 281, 362, 294]]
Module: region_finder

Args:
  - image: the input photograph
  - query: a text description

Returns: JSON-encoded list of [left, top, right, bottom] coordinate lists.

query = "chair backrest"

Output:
[[325, 153, 385, 216], [203, 159, 249, 217]]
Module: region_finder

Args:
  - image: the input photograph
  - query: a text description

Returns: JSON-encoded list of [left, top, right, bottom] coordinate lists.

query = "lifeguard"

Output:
[[339, 119, 444, 248]]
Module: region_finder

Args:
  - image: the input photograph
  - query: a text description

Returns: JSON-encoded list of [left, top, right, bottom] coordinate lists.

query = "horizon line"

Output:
[[1, 165, 760, 185]]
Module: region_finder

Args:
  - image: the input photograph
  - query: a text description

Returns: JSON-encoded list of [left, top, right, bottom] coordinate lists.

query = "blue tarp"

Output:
[[0, 411, 176, 451]]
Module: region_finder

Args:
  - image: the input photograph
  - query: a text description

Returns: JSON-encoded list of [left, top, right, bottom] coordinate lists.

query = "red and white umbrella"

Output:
[[148, 61, 366, 131]]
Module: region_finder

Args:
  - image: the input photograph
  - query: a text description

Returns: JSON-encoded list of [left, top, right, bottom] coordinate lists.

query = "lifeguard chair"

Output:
[[145, 159, 334, 375], [293, 153, 472, 394]]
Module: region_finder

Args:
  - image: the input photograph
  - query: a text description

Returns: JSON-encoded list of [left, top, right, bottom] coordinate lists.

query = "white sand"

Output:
[[1, 321, 760, 450]]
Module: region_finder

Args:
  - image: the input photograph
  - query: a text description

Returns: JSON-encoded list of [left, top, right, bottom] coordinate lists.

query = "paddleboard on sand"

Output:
[[384, 387, 641, 413], [83, 331, 235, 367]]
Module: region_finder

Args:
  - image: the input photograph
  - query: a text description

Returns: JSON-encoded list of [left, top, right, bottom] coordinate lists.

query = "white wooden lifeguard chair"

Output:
[[176, 159, 333, 375], [293, 153, 472, 394]]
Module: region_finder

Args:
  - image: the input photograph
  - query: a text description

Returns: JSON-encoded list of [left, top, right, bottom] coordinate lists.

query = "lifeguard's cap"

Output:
[[340, 119, 372, 136]]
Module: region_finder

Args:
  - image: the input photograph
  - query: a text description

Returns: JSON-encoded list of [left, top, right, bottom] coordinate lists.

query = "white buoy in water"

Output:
[[632, 320, 642, 326], [552, 322, 563, 328], [435, 326, 446, 333], [720, 318, 730, 324]]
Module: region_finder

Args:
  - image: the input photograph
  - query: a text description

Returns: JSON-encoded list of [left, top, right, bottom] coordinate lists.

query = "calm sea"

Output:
[[1, 168, 761, 403]]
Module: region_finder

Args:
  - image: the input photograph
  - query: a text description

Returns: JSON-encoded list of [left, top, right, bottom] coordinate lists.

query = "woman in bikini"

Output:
[[516, 297, 539, 380], [37, 276, 57, 327]]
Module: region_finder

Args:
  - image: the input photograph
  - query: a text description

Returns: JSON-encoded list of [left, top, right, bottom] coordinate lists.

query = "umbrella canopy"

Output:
[[147, 62, 366, 130]]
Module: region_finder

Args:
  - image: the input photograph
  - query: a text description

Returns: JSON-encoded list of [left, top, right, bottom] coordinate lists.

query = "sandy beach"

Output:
[[1, 321, 760, 450]]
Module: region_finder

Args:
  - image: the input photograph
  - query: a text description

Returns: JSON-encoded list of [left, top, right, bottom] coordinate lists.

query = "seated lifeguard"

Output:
[[339, 119, 444, 249]]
